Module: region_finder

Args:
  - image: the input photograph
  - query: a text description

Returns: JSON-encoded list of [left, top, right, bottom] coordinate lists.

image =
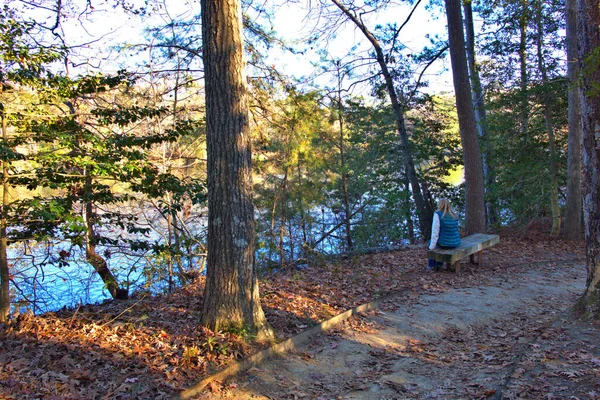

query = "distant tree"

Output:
[[0, 8, 65, 320], [326, 0, 434, 239], [518, 0, 531, 144], [564, 0, 582, 240], [463, 0, 497, 226], [533, 0, 561, 235], [0, 99, 9, 322], [330, 60, 354, 251], [200, 0, 272, 338], [11, 71, 199, 301], [478, 0, 567, 228], [340, 96, 462, 248], [576, 0, 600, 318], [408, 95, 464, 203], [444, 0, 485, 233], [252, 88, 333, 265]]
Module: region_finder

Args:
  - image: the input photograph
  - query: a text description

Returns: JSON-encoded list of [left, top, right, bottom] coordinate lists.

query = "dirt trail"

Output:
[[199, 261, 593, 399]]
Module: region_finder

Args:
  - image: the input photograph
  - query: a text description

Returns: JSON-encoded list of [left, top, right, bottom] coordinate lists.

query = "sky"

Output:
[[12, 0, 456, 97], [267, 0, 456, 95], [8, 0, 460, 97]]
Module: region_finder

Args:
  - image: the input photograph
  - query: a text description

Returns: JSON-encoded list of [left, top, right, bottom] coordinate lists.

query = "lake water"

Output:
[[8, 202, 415, 314]]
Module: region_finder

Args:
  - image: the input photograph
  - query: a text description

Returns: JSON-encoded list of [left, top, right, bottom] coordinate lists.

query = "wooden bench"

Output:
[[427, 233, 500, 274]]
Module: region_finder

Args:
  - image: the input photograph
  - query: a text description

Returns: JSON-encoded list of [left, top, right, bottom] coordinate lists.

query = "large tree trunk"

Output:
[[577, 0, 600, 318], [564, 0, 583, 240], [200, 0, 272, 338], [463, 0, 498, 227], [534, 0, 561, 236], [0, 109, 10, 322], [445, 0, 486, 234], [329, 0, 433, 240]]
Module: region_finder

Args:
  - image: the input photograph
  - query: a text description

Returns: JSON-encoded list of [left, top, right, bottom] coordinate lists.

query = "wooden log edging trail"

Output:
[[175, 288, 408, 399]]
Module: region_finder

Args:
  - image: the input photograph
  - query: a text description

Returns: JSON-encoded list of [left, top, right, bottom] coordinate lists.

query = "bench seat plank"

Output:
[[427, 233, 500, 264]]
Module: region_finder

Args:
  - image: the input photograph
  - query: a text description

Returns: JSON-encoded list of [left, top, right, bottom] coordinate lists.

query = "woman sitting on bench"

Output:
[[427, 198, 461, 271]]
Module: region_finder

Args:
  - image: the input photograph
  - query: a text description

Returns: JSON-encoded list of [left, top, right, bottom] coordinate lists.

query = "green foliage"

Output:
[[408, 95, 463, 194], [0, 6, 65, 87], [201, 335, 230, 356], [251, 82, 464, 262], [484, 79, 568, 224], [0, 0, 575, 313], [0, 4, 208, 307], [581, 46, 600, 98], [253, 88, 332, 264], [477, 0, 565, 87]]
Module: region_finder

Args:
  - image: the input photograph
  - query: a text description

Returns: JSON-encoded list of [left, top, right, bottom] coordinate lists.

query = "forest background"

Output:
[[0, 0, 584, 323]]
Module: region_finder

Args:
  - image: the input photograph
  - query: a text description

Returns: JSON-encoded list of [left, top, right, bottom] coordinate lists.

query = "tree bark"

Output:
[[519, 0, 530, 143], [0, 108, 10, 322], [334, 65, 354, 251], [534, 0, 561, 236], [404, 173, 416, 244], [445, 0, 486, 234], [463, 0, 498, 227], [200, 0, 272, 338], [279, 168, 288, 267], [329, 0, 433, 240], [564, 0, 583, 240], [576, 0, 600, 318]]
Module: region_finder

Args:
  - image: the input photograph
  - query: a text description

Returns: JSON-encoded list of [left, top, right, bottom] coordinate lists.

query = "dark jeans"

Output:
[[428, 258, 443, 269], [428, 245, 457, 270]]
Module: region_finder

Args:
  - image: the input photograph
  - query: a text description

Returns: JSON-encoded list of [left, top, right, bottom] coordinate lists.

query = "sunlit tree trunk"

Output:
[[445, 0, 486, 234], [329, 0, 433, 240], [296, 158, 311, 252], [534, 0, 561, 236], [287, 215, 295, 261], [165, 187, 175, 292], [279, 169, 288, 267], [0, 108, 10, 322], [564, 0, 583, 240], [576, 0, 600, 318], [404, 174, 416, 244], [200, 0, 272, 338], [463, 0, 497, 227]]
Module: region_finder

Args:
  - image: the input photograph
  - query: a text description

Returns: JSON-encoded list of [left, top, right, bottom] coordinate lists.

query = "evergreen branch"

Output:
[[407, 44, 449, 104]]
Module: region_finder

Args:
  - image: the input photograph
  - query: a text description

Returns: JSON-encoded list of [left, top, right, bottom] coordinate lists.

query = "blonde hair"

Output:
[[437, 198, 457, 219]]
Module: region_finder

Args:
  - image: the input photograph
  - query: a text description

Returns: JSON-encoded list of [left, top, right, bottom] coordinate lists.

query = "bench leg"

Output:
[[454, 261, 460, 275], [469, 251, 483, 266]]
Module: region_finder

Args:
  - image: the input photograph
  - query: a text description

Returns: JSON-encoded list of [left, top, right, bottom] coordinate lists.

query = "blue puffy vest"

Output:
[[436, 211, 461, 248]]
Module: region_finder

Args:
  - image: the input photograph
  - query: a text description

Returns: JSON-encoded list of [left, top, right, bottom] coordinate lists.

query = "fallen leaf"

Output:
[[209, 380, 221, 393], [6, 358, 29, 371]]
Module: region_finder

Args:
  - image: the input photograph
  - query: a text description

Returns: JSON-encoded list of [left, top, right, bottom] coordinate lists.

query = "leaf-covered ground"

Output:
[[0, 228, 593, 399]]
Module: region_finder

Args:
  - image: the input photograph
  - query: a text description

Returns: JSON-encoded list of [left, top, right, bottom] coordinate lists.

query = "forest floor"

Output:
[[0, 228, 598, 399]]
